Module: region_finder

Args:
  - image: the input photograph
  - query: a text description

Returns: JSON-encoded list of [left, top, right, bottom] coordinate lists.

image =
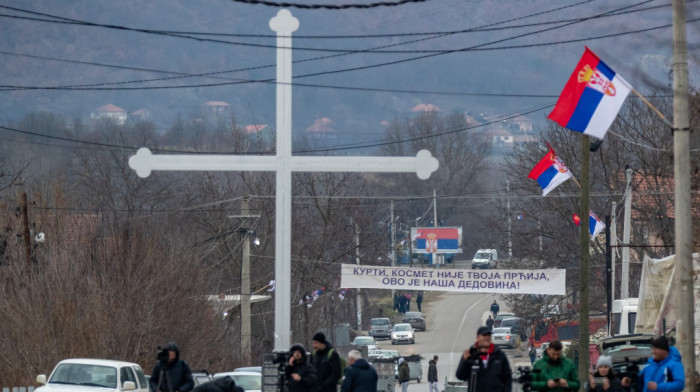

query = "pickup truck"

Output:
[[36, 358, 150, 392]]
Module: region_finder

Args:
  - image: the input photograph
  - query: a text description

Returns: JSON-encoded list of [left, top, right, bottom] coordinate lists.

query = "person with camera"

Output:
[[586, 356, 622, 392], [310, 332, 342, 392], [150, 342, 194, 392], [192, 376, 243, 392], [340, 350, 377, 392], [286, 343, 318, 392], [621, 336, 684, 392], [456, 326, 512, 392], [531, 340, 579, 392]]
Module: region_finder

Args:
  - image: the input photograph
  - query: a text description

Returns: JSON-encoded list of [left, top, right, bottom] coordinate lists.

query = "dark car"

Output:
[[369, 317, 392, 339], [402, 311, 426, 331], [597, 334, 656, 373]]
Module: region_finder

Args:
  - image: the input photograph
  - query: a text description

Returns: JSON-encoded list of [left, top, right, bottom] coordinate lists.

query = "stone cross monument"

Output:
[[129, 9, 439, 351]]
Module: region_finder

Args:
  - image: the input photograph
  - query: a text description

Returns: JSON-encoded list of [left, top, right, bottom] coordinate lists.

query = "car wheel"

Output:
[[391, 340, 395, 345], [417, 379, 421, 383], [411, 339, 415, 344]]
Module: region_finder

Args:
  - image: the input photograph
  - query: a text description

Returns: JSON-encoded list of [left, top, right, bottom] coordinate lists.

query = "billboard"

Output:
[[411, 226, 462, 254]]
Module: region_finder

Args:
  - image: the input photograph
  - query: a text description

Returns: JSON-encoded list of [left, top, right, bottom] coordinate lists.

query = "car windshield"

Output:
[[404, 312, 422, 318], [393, 324, 412, 332], [492, 328, 510, 334], [49, 363, 118, 388], [353, 337, 375, 345], [501, 319, 519, 327], [231, 374, 262, 390], [475, 252, 490, 259], [495, 314, 514, 321], [371, 319, 390, 325]]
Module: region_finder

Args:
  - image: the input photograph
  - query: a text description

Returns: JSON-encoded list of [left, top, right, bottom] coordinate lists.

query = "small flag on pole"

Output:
[[528, 146, 573, 196], [548, 47, 631, 139], [574, 211, 606, 240]]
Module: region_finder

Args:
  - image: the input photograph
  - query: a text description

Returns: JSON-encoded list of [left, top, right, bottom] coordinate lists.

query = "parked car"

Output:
[[229, 372, 262, 392], [233, 366, 262, 373], [369, 317, 392, 339], [493, 312, 515, 328], [36, 358, 149, 392], [491, 327, 520, 349], [191, 370, 214, 386], [471, 249, 498, 269], [597, 334, 656, 373], [352, 335, 378, 351], [390, 323, 415, 345], [402, 311, 426, 331], [499, 317, 526, 339], [367, 349, 401, 361]]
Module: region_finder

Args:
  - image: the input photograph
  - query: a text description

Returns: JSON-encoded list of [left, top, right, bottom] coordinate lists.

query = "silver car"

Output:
[[491, 327, 520, 349], [390, 323, 415, 345]]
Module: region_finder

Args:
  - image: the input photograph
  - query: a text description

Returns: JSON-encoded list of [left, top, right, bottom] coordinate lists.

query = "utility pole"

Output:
[[507, 180, 512, 259], [230, 196, 259, 362], [390, 201, 396, 267], [671, 1, 695, 389], [605, 215, 612, 335], [611, 202, 617, 303], [433, 189, 440, 267], [578, 135, 591, 386], [621, 168, 632, 299], [354, 219, 362, 331]]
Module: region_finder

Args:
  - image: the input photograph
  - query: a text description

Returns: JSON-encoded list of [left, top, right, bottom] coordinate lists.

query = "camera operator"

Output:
[[531, 340, 579, 392], [621, 336, 684, 392], [456, 326, 512, 392], [150, 342, 194, 392], [286, 344, 318, 392], [586, 356, 622, 392]]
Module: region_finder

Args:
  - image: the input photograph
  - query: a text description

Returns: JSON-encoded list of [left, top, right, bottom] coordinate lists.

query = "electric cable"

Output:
[[229, 0, 427, 9]]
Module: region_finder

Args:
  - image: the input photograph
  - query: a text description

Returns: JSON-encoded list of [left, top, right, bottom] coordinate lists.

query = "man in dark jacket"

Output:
[[398, 358, 410, 392], [456, 326, 512, 392], [286, 343, 318, 392], [150, 342, 195, 392], [310, 332, 342, 392], [340, 350, 377, 392], [490, 300, 500, 319], [428, 355, 439, 392], [192, 377, 243, 392]]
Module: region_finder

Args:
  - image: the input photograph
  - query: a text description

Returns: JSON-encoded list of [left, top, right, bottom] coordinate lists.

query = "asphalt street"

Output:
[[381, 289, 531, 392]]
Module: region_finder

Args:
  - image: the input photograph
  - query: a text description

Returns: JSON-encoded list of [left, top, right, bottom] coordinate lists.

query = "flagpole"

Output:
[[630, 88, 672, 127], [578, 134, 591, 387]]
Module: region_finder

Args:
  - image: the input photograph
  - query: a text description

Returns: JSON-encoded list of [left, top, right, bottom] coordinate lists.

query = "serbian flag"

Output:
[[548, 47, 631, 139], [573, 211, 606, 240], [528, 147, 572, 196]]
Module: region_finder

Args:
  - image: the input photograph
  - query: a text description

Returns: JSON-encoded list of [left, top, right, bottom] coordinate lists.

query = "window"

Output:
[[121, 367, 136, 388]]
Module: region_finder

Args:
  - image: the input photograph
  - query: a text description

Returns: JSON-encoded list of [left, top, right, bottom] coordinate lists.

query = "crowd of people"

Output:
[[393, 292, 424, 314]]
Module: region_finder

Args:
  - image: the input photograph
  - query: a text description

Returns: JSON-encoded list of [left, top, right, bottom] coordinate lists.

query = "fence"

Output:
[[2, 387, 35, 392]]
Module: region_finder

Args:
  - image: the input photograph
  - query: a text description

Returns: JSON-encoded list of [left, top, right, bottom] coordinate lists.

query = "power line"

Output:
[[229, 0, 427, 9]]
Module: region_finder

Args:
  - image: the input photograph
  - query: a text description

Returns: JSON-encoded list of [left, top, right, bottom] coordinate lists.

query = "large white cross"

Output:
[[129, 9, 438, 351]]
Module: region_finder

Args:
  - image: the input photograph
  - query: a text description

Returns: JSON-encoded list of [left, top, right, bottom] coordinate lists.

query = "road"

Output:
[[379, 289, 531, 391]]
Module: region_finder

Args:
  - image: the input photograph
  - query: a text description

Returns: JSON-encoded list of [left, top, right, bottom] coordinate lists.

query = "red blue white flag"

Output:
[[528, 147, 572, 196], [573, 211, 606, 240], [548, 47, 631, 139]]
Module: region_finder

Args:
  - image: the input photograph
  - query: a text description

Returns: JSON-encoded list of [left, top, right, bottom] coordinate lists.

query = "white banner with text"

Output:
[[340, 264, 566, 295]]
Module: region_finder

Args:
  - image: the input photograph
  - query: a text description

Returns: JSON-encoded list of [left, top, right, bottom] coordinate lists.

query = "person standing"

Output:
[[531, 340, 579, 392], [456, 326, 512, 392], [586, 355, 622, 392], [150, 342, 194, 392], [398, 294, 408, 314], [416, 292, 423, 312], [490, 300, 500, 319], [393, 293, 400, 313], [398, 358, 410, 392], [528, 343, 537, 365], [622, 336, 684, 392], [428, 355, 439, 392], [310, 332, 342, 392], [340, 350, 377, 392], [485, 315, 495, 331], [405, 293, 412, 312], [286, 343, 318, 392]]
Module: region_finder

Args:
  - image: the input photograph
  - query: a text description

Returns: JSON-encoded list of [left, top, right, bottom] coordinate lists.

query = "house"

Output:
[[411, 103, 441, 112], [130, 108, 152, 122], [512, 115, 534, 132], [203, 101, 230, 113], [90, 104, 127, 125], [305, 117, 337, 140], [244, 124, 274, 143]]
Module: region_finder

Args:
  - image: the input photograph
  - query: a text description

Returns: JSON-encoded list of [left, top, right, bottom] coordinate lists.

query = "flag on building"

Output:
[[528, 147, 573, 196], [548, 47, 631, 139]]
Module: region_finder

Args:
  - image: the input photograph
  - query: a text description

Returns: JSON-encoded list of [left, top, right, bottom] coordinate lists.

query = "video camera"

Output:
[[617, 357, 642, 392], [157, 346, 170, 367], [272, 350, 290, 366], [517, 367, 541, 392]]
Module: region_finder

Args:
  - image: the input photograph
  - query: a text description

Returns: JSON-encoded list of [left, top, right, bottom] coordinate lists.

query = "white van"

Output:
[[471, 249, 498, 269]]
